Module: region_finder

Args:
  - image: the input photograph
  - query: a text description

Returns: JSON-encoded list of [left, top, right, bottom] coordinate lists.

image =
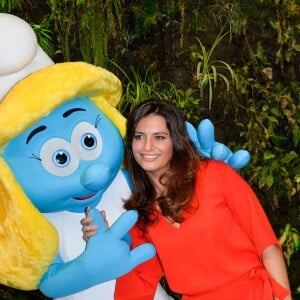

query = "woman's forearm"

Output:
[[261, 244, 292, 300]]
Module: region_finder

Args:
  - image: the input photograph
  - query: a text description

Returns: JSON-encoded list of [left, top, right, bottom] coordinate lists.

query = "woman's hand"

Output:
[[81, 207, 109, 241]]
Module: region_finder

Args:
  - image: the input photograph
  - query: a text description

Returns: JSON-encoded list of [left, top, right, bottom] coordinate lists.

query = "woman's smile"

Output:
[[141, 154, 160, 161]]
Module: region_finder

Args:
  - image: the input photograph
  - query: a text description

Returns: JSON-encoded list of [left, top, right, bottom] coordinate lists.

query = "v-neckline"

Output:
[[159, 213, 182, 230]]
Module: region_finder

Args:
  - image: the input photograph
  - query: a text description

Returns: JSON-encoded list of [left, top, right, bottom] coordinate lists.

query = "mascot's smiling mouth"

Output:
[[73, 194, 96, 201]]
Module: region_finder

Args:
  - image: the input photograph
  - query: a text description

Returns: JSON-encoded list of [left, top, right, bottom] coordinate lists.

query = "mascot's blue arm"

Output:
[[186, 119, 250, 170], [39, 209, 155, 298]]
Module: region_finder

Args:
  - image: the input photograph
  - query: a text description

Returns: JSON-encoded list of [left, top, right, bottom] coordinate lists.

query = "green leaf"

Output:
[[263, 151, 275, 160], [266, 174, 274, 187], [281, 151, 298, 164]]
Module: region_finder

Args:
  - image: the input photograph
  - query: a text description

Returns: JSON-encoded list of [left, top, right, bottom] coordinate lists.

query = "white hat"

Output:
[[0, 13, 54, 100]]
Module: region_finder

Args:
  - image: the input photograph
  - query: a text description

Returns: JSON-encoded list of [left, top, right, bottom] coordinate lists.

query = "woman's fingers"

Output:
[[100, 210, 109, 229], [80, 216, 94, 225], [82, 224, 98, 241]]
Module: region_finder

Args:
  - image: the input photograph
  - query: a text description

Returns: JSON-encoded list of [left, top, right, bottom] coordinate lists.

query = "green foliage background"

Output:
[[0, 0, 299, 299]]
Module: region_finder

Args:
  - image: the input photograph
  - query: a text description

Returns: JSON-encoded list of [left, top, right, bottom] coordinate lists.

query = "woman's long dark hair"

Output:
[[124, 100, 201, 232]]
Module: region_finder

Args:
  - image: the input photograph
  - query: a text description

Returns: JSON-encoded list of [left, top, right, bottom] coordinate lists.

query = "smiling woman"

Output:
[[111, 99, 292, 300], [124, 100, 200, 227]]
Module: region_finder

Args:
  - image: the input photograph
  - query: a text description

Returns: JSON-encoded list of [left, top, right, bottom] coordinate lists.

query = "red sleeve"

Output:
[[114, 225, 163, 300], [214, 161, 281, 256]]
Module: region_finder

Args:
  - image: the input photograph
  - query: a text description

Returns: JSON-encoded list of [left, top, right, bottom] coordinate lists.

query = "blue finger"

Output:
[[109, 210, 138, 239], [87, 208, 107, 233], [197, 119, 215, 154], [228, 150, 251, 170], [211, 142, 232, 161], [130, 243, 156, 268], [185, 122, 199, 147]]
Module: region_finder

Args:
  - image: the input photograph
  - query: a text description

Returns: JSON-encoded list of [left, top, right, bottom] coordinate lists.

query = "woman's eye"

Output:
[[134, 134, 143, 140], [155, 135, 165, 140]]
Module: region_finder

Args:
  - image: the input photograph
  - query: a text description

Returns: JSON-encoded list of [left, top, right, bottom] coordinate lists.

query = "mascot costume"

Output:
[[0, 13, 250, 300]]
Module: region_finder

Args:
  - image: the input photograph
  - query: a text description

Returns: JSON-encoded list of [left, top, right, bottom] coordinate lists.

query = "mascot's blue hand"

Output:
[[39, 209, 156, 298], [186, 119, 250, 170], [87, 208, 133, 251]]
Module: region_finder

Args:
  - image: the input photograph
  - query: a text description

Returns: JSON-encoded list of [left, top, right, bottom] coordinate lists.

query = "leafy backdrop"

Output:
[[0, 0, 299, 299]]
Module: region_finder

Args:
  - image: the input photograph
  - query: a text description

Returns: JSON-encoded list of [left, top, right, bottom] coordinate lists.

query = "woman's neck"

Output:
[[147, 174, 166, 197]]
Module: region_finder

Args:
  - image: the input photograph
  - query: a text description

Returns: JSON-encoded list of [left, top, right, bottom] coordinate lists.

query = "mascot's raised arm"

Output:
[[0, 13, 250, 300]]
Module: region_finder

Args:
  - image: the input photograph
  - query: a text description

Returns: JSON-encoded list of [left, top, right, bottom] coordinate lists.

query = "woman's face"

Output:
[[132, 114, 173, 179]]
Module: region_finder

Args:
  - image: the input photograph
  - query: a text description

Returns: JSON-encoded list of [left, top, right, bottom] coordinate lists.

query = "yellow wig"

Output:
[[0, 62, 126, 290]]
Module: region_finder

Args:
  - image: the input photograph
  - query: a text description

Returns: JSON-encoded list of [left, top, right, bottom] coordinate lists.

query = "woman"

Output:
[[83, 100, 291, 300]]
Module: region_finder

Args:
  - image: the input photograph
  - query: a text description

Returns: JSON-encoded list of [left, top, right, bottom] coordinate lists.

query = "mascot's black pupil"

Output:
[[56, 152, 68, 165], [84, 135, 95, 148]]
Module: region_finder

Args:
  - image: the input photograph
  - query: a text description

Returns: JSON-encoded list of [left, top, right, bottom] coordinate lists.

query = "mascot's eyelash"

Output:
[[95, 115, 102, 128], [29, 153, 42, 161]]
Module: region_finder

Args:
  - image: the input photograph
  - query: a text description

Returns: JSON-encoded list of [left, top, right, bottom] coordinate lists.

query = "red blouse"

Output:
[[115, 160, 290, 300]]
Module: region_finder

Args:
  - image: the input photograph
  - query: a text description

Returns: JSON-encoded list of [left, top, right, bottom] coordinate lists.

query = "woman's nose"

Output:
[[143, 137, 153, 151]]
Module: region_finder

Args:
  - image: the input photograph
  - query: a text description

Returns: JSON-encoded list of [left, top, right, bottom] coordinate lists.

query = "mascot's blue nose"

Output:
[[80, 163, 113, 192]]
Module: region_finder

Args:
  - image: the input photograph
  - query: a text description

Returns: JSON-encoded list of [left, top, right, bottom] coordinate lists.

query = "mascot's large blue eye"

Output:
[[71, 122, 102, 160], [82, 133, 97, 150], [39, 122, 102, 177], [40, 138, 79, 177], [53, 150, 70, 166]]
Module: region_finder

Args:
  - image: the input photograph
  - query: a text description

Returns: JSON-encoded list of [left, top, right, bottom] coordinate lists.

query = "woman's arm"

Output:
[[261, 244, 292, 300]]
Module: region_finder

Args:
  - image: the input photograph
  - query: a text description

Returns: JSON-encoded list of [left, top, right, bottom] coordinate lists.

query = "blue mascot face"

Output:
[[3, 97, 124, 213]]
